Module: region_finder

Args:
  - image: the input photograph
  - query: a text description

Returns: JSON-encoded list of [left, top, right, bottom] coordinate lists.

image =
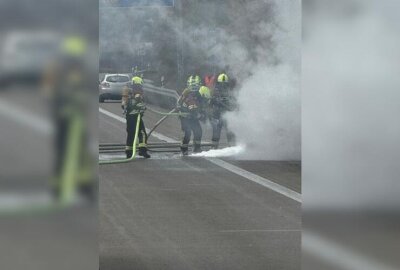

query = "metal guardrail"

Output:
[[143, 83, 179, 100], [143, 83, 179, 109]]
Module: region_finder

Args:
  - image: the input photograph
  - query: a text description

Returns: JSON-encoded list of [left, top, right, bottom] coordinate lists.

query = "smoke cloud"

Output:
[[100, 0, 301, 160], [302, 2, 400, 270], [225, 0, 301, 160]]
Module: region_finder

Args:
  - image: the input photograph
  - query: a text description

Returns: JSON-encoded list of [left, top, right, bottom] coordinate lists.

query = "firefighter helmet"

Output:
[[132, 76, 143, 85], [199, 86, 211, 99], [217, 73, 229, 83]]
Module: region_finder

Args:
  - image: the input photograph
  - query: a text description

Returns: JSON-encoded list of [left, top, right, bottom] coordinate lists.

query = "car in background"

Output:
[[99, 74, 130, 102], [0, 31, 60, 85]]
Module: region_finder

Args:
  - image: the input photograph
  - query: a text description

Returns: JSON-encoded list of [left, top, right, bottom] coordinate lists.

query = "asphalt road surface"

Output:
[[0, 86, 97, 270], [2, 86, 394, 270], [99, 100, 301, 270]]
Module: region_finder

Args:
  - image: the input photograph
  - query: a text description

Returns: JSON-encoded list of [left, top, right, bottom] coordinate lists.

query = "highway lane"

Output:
[[99, 101, 301, 188], [0, 87, 52, 190], [0, 86, 97, 270], [99, 101, 301, 270]]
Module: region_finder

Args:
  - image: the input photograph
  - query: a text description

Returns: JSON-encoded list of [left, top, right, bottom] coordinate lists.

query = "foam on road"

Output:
[[190, 145, 245, 157]]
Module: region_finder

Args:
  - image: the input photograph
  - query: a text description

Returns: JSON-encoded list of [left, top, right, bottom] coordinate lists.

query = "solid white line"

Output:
[[0, 191, 52, 208], [99, 107, 301, 203], [220, 229, 300, 233], [206, 158, 301, 203], [303, 231, 398, 270], [0, 98, 53, 135], [99, 107, 177, 143], [99, 153, 126, 159]]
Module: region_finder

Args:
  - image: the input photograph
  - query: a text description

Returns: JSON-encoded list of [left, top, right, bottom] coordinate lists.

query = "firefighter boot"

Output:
[[125, 149, 133, 159], [181, 146, 189, 156], [139, 147, 151, 159], [211, 140, 219, 150], [193, 144, 202, 153]]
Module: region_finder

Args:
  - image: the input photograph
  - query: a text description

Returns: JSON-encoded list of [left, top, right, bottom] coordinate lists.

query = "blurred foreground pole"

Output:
[[175, 0, 184, 89]]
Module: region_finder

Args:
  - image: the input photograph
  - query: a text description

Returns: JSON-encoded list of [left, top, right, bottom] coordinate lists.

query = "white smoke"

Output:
[[161, 0, 302, 160], [226, 64, 300, 160], [303, 0, 400, 210], [226, 0, 301, 160], [100, 0, 301, 160]]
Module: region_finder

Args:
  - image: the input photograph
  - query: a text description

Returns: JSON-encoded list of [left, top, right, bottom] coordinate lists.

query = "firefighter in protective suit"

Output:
[[43, 36, 96, 202], [177, 75, 208, 155], [210, 73, 236, 149], [122, 76, 150, 159]]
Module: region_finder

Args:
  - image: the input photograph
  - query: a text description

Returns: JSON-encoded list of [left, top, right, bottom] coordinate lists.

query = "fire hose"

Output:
[[0, 111, 85, 215], [99, 113, 141, 165]]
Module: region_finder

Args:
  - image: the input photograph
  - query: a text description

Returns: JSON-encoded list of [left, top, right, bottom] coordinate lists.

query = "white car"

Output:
[[99, 74, 131, 102], [0, 31, 60, 84]]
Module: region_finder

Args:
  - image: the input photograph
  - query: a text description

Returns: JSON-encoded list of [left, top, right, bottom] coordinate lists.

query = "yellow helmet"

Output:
[[62, 36, 87, 56], [217, 73, 229, 83], [199, 86, 211, 99], [132, 76, 143, 85]]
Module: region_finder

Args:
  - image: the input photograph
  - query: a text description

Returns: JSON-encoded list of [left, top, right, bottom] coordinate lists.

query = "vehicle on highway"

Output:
[[99, 74, 131, 102], [0, 31, 60, 85]]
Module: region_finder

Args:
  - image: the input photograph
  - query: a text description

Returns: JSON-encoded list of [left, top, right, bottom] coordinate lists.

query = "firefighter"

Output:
[[177, 75, 207, 155], [122, 76, 150, 159], [210, 73, 236, 149], [42, 35, 96, 202]]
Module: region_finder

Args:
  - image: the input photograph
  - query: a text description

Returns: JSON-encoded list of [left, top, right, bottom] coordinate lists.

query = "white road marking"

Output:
[[0, 98, 53, 135], [99, 107, 301, 203], [0, 192, 52, 208], [206, 158, 301, 203], [99, 153, 126, 160], [99, 107, 177, 143], [303, 230, 398, 270], [220, 229, 301, 233]]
